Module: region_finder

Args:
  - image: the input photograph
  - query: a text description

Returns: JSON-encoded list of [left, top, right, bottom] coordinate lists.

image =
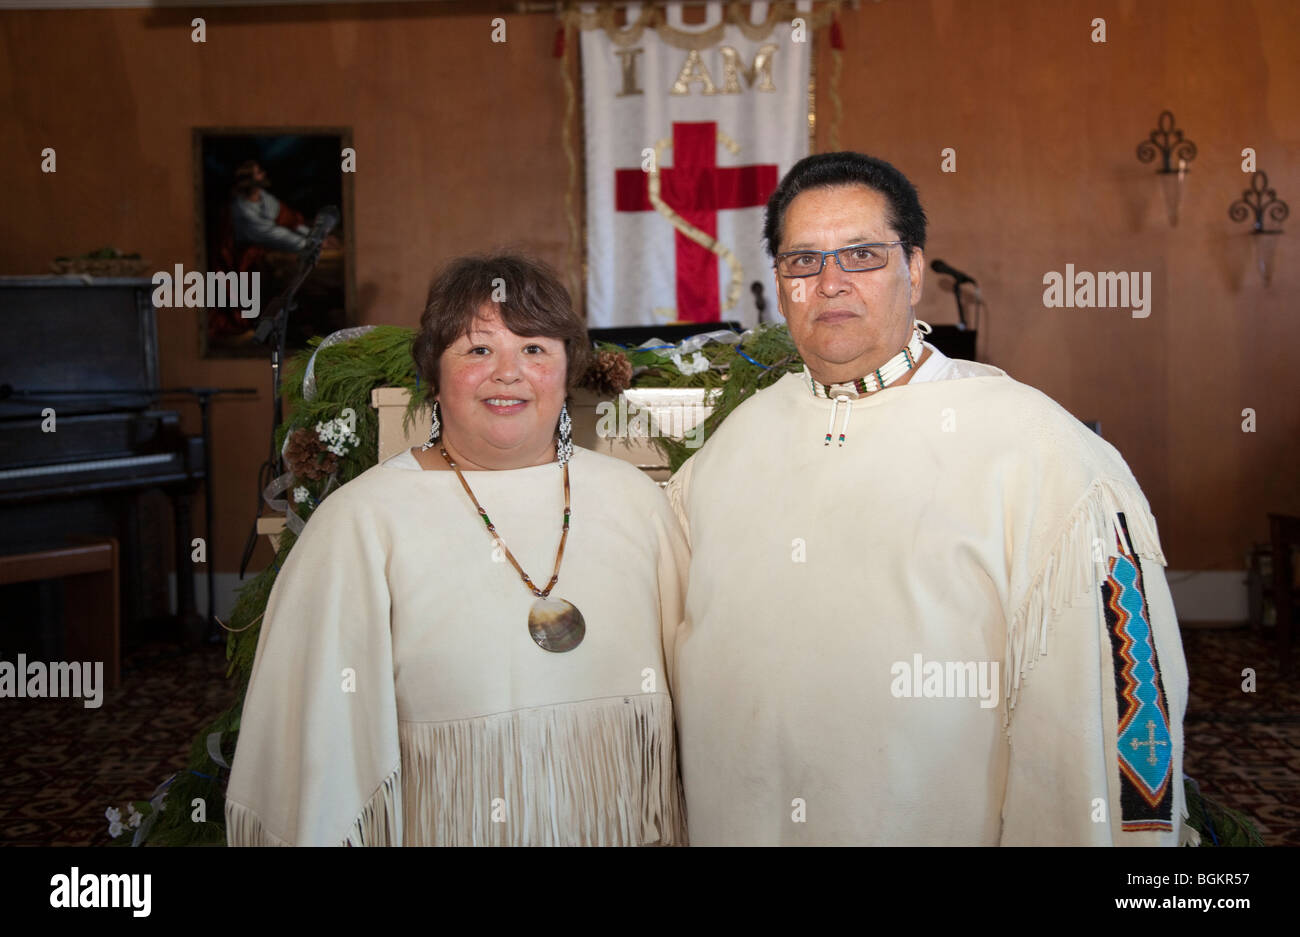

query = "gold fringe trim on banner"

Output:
[[564, 1, 840, 52], [560, 15, 582, 307], [807, 39, 816, 151], [830, 44, 842, 150]]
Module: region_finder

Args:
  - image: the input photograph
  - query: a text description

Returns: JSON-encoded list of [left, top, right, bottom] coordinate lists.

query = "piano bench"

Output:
[[0, 538, 121, 691]]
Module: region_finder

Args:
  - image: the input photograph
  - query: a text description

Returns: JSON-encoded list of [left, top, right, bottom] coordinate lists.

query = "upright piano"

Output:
[[0, 277, 206, 651]]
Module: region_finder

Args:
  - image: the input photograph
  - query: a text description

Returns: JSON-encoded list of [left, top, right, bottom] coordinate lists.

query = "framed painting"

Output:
[[193, 127, 355, 358]]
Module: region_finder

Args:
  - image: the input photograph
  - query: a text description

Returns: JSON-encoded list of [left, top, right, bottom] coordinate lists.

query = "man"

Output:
[[229, 160, 315, 253], [666, 152, 1189, 845]]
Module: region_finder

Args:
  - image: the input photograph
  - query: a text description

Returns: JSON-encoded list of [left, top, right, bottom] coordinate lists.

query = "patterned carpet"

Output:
[[1181, 627, 1300, 845], [0, 641, 237, 847], [0, 628, 1295, 846]]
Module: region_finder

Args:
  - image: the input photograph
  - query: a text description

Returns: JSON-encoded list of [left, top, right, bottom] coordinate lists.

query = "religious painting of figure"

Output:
[[194, 128, 354, 358]]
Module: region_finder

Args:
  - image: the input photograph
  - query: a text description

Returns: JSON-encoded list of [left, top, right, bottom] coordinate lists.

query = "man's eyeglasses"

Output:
[[774, 241, 905, 278]]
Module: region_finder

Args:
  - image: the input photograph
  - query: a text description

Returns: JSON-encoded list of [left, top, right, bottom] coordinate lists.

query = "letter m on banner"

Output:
[[580, 2, 813, 327]]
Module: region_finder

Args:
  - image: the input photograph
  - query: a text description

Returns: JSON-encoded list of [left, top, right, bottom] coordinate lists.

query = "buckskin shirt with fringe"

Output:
[[666, 352, 1189, 845], [226, 447, 688, 846]]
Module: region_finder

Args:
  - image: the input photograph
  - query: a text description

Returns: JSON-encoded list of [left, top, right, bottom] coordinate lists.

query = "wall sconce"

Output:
[[1230, 171, 1289, 285], [1137, 111, 1197, 226]]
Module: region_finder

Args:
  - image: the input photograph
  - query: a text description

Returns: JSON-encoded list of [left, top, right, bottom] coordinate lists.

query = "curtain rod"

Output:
[[515, 1, 852, 13]]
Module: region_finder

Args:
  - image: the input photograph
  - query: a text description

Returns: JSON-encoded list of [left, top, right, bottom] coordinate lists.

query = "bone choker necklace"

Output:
[[803, 321, 931, 446]]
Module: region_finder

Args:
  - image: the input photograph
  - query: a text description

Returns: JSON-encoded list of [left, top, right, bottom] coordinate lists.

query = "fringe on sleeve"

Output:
[[1004, 476, 1166, 724], [224, 798, 290, 846], [225, 765, 402, 847], [664, 457, 693, 547]]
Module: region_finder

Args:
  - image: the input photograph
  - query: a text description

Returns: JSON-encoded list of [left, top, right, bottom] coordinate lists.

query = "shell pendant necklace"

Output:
[[439, 446, 585, 653]]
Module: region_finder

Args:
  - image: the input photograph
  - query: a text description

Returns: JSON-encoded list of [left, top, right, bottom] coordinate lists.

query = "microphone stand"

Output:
[[951, 279, 968, 331], [237, 208, 339, 581], [158, 386, 257, 643], [751, 281, 768, 324]]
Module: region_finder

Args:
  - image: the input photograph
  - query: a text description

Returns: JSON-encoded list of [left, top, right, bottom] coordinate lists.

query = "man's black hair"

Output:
[[763, 152, 927, 260]]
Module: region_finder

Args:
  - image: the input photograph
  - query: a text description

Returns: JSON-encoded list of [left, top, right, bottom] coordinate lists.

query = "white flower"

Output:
[[108, 820, 123, 838], [292, 486, 310, 504], [105, 806, 121, 823], [671, 351, 710, 376], [127, 804, 143, 829], [315, 418, 359, 458]]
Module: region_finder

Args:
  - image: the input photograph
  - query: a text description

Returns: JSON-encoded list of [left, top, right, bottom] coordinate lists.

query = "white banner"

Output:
[[582, 1, 812, 328]]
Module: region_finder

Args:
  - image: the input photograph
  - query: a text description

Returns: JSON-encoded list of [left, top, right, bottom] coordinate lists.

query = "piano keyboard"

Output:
[[0, 453, 176, 481]]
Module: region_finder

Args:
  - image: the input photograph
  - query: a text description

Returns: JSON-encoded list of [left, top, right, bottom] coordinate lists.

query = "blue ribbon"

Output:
[[735, 350, 770, 370]]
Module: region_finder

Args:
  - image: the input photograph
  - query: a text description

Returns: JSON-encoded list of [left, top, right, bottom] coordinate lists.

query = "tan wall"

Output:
[[1, 0, 1296, 575]]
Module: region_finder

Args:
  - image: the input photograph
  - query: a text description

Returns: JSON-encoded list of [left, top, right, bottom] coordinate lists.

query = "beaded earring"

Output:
[[420, 400, 442, 451], [556, 403, 574, 465]]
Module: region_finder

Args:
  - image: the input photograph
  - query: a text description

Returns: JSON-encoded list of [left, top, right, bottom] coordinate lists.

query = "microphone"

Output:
[[313, 205, 340, 238], [750, 281, 768, 321], [930, 259, 977, 285], [255, 206, 342, 343]]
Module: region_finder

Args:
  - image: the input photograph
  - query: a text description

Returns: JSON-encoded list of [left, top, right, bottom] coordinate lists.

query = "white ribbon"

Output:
[[131, 773, 176, 846], [675, 329, 743, 355], [206, 732, 230, 770], [263, 471, 306, 536], [302, 325, 378, 402], [264, 468, 338, 538], [631, 329, 742, 356]]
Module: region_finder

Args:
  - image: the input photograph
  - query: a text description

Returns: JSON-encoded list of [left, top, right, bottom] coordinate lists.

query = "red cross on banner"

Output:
[[615, 122, 778, 323]]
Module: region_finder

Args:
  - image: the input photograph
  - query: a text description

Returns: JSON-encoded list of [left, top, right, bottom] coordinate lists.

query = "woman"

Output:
[[226, 254, 688, 845]]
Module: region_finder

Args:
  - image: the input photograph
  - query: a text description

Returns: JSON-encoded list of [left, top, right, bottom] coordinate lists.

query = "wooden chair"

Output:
[[1269, 514, 1300, 677], [0, 538, 121, 690]]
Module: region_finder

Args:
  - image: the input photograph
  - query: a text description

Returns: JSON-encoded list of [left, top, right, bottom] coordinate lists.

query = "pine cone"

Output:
[[585, 349, 634, 396], [284, 427, 339, 481]]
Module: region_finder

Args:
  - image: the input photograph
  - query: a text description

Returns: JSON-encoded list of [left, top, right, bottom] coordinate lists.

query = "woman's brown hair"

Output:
[[412, 253, 591, 404]]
